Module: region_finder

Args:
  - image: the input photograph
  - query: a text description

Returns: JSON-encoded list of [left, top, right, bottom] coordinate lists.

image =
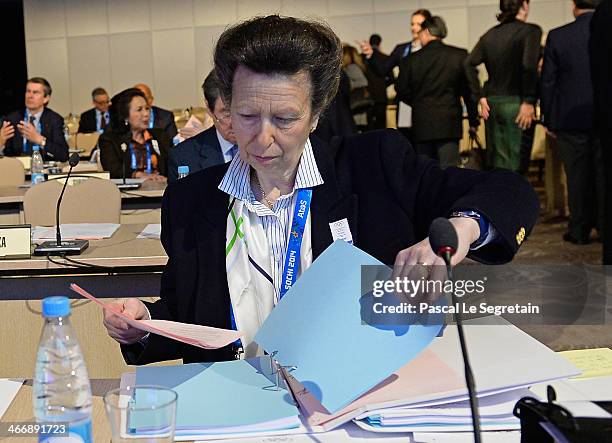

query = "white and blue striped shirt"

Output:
[[218, 138, 324, 299]]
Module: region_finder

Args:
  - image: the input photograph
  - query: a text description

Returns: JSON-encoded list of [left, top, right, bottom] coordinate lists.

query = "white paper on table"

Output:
[[137, 224, 161, 239], [111, 178, 146, 185], [70, 284, 243, 349], [33, 223, 120, 241], [0, 379, 24, 419], [557, 401, 612, 419], [530, 375, 612, 402], [412, 430, 521, 443], [175, 115, 205, 144], [397, 102, 412, 128]]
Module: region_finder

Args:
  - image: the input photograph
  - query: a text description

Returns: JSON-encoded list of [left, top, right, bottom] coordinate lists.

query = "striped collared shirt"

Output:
[[218, 138, 324, 300]]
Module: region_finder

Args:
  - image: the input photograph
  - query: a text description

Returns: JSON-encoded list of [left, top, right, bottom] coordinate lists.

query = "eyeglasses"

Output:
[[213, 111, 231, 124], [94, 99, 111, 105]]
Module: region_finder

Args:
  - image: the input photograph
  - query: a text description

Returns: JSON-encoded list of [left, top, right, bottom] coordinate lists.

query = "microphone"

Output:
[[115, 143, 140, 190], [429, 217, 481, 443], [34, 152, 89, 255]]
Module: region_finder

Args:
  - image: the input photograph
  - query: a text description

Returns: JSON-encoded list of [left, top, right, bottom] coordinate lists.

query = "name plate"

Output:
[[0, 225, 31, 259]]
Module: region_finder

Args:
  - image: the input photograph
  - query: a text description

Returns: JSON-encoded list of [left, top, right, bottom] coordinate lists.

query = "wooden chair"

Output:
[[23, 178, 121, 226], [0, 156, 26, 186]]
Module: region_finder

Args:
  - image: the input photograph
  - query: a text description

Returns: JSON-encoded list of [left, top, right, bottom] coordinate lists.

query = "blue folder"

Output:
[[134, 358, 300, 435], [254, 240, 444, 414]]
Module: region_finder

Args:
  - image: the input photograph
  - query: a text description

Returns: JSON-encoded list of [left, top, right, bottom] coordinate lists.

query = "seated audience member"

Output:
[[78, 87, 111, 133], [99, 88, 170, 182], [168, 70, 237, 182], [133, 83, 178, 140], [102, 15, 539, 364], [396, 16, 479, 168], [0, 77, 69, 161]]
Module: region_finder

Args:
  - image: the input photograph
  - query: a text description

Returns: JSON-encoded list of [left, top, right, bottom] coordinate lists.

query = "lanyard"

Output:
[[148, 108, 155, 129], [23, 110, 42, 154], [227, 188, 312, 355], [130, 141, 152, 173]]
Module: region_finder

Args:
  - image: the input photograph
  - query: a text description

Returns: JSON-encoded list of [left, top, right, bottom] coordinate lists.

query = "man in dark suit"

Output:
[[134, 83, 178, 141], [359, 9, 432, 138], [365, 34, 393, 130], [0, 77, 69, 161], [590, 0, 612, 262], [396, 16, 479, 168], [541, 0, 603, 244], [78, 87, 110, 133], [167, 71, 237, 182]]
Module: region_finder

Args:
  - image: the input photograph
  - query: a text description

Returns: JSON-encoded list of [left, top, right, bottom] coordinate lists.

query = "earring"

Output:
[[124, 119, 128, 126]]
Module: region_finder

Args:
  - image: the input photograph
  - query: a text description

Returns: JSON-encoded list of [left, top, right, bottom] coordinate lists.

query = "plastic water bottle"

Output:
[[178, 165, 189, 179], [33, 296, 93, 443], [31, 145, 45, 185]]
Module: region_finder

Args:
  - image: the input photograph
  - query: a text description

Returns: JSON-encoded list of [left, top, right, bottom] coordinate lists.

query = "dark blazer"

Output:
[[396, 40, 479, 143], [121, 129, 539, 365], [590, 0, 612, 131], [99, 128, 171, 179], [541, 13, 595, 132], [367, 42, 411, 79], [152, 106, 178, 140], [78, 108, 107, 133], [312, 71, 357, 142], [167, 126, 225, 182], [465, 21, 542, 104], [1, 107, 69, 161], [366, 48, 394, 105]]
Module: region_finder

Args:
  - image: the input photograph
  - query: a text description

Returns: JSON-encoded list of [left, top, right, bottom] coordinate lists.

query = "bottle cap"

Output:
[[178, 165, 189, 175], [42, 296, 70, 317], [32, 145, 40, 152]]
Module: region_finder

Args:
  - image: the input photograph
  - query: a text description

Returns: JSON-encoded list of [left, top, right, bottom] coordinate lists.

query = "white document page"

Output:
[[137, 224, 161, 239], [0, 379, 24, 419], [33, 223, 120, 241]]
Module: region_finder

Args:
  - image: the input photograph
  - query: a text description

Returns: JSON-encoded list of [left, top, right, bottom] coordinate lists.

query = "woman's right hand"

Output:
[[103, 298, 149, 345], [515, 103, 535, 130], [479, 97, 490, 120]]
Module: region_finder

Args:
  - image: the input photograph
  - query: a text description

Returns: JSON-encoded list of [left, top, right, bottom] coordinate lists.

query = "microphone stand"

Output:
[[439, 246, 482, 443], [34, 153, 89, 255]]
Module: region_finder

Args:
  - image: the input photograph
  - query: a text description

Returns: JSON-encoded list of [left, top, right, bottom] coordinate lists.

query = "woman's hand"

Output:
[[392, 217, 480, 303], [103, 298, 149, 345], [479, 97, 490, 120], [515, 103, 535, 130], [0, 121, 15, 147]]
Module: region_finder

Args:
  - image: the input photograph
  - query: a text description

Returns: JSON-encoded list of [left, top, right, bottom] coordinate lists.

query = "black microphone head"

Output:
[[429, 217, 458, 256], [68, 152, 80, 167]]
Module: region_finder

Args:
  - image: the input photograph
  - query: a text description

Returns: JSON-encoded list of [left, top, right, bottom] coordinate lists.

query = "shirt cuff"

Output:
[[450, 210, 499, 250]]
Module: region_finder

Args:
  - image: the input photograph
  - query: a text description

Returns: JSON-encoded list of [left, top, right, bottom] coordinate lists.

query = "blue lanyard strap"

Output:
[[148, 109, 155, 129], [228, 188, 313, 354], [130, 141, 152, 173], [279, 188, 312, 300]]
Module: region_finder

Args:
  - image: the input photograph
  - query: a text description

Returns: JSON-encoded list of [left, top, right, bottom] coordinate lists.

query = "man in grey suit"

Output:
[[168, 71, 237, 182]]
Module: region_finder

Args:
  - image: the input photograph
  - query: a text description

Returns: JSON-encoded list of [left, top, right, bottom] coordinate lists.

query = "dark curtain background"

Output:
[[0, 0, 27, 117]]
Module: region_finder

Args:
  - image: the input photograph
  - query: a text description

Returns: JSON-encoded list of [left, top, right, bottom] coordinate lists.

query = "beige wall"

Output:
[[24, 0, 574, 116]]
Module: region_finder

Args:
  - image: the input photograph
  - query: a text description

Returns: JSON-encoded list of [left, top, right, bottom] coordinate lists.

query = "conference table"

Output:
[[0, 180, 167, 225], [0, 223, 166, 300]]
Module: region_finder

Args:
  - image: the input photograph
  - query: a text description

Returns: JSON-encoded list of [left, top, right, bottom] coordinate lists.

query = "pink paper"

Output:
[[70, 283, 243, 349]]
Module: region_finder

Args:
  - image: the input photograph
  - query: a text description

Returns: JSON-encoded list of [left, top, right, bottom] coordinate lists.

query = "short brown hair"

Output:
[[214, 15, 342, 118], [27, 77, 52, 97]]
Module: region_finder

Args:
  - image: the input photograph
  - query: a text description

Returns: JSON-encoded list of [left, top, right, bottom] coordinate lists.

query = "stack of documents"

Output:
[[33, 223, 119, 241]]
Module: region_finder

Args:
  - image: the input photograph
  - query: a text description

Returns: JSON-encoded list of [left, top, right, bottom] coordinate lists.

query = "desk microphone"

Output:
[[121, 143, 127, 185], [116, 142, 140, 190], [429, 217, 481, 443], [34, 153, 89, 255]]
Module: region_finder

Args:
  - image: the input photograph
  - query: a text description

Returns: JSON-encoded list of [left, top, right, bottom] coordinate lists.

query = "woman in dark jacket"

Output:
[[99, 88, 171, 181], [464, 0, 542, 171]]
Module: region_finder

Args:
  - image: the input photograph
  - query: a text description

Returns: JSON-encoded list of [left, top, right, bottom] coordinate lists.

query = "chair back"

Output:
[[23, 178, 121, 226], [75, 132, 100, 156], [0, 157, 26, 186]]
